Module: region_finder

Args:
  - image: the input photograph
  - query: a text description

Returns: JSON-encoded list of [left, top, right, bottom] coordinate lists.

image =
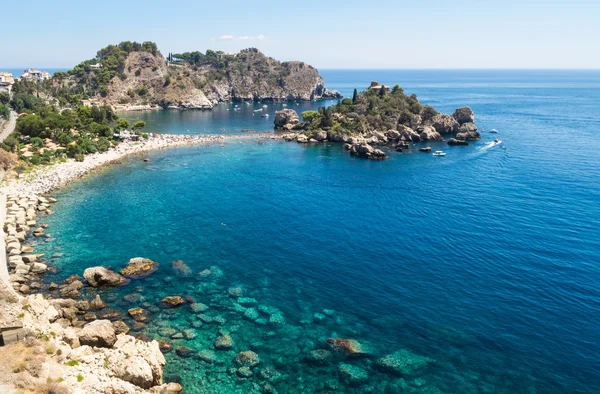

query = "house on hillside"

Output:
[[0, 72, 15, 94], [21, 69, 51, 81], [90, 63, 103, 69], [368, 81, 390, 92]]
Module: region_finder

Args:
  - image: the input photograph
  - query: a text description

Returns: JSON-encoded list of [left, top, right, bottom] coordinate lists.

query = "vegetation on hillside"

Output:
[[299, 85, 438, 136]]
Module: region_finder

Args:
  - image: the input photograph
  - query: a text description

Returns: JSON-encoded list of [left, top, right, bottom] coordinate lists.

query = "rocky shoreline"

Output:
[[0, 132, 279, 393]]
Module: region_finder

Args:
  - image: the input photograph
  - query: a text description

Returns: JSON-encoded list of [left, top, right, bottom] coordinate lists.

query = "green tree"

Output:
[[132, 121, 146, 131], [352, 88, 358, 104], [0, 92, 9, 105], [115, 117, 130, 131]]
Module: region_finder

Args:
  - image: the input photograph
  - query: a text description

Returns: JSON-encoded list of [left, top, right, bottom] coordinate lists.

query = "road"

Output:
[[0, 110, 16, 142]]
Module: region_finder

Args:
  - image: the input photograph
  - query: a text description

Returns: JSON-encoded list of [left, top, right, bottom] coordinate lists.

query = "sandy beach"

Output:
[[0, 132, 279, 196]]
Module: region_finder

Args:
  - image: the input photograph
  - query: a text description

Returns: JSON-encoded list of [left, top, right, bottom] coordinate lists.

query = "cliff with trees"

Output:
[[39, 41, 340, 110]]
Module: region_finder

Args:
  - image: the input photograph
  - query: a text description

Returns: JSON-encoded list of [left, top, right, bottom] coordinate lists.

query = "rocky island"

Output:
[[274, 82, 480, 159], [32, 41, 340, 111]]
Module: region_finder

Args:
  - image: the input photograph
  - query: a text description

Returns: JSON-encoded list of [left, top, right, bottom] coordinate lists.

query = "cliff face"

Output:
[[70, 46, 339, 109], [105, 52, 212, 109], [202, 49, 340, 103]]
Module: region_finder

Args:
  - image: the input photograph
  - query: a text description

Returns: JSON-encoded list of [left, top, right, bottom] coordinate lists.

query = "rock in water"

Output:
[[78, 319, 117, 348], [274, 109, 300, 129], [375, 349, 435, 376], [452, 106, 475, 125], [120, 257, 159, 278], [170, 260, 192, 277], [305, 349, 333, 365], [214, 335, 233, 350], [326, 338, 366, 357], [431, 114, 460, 134], [235, 351, 260, 367], [160, 296, 185, 307], [339, 363, 369, 386], [447, 138, 469, 146], [83, 266, 127, 287], [90, 294, 107, 309]]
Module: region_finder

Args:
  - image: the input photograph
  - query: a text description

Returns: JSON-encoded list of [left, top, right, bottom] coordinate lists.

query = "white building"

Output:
[[0, 72, 15, 93], [21, 69, 51, 81]]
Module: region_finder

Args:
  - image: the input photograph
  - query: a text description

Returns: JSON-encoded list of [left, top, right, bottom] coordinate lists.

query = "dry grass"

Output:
[[0, 149, 17, 171]]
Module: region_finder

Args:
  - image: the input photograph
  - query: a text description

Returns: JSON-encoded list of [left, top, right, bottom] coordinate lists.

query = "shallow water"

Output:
[[34, 70, 600, 393]]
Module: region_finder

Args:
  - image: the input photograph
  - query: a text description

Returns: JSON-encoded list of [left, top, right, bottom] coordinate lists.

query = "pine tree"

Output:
[[352, 88, 358, 103]]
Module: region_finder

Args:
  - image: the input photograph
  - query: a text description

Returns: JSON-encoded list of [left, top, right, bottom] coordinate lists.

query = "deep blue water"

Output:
[[34, 70, 600, 393]]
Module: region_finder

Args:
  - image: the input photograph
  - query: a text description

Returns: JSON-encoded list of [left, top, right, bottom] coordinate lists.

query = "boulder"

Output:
[[170, 260, 192, 278], [120, 257, 159, 278], [431, 114, 460, 134], [452, 106, 475, 125], [313, 130, 328, 141], [160, 296, 185, 307], [447, 138, 469, 146], [418, 125, 443, 141], [128, 307, 151, 322], [113, 320, 130, 335], [175, 346, 194, 358], [60, 280, 83, 298], [274, 109, 300, 129], [349, 143, 387, 160], [78, 319, 116, 348], [214, 335, 233, 350], [90, 295, 107, 309], [326, 338, 366, 357], [83, 266, 127, 287], [111, 335, 166, 389], [419, 147, 432, 152], [234, 350, 260, 367], [398, 125, 421, 142]]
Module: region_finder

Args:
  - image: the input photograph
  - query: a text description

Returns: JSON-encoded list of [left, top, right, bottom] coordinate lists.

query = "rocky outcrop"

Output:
[[83, 266, 127, 287], [447, 138, 469, 146], [349, 143, 387, 160], [110, 335, 166, 389], [452, 106, 475, 125], [160, 296, 185, 307], [78, 319, 117, 348], [418, 125, 443, 141], [120, 257, 159, 278], [431, 114, 460, 134], [274, 109, 300, 130], [326, 338, 367, 357]]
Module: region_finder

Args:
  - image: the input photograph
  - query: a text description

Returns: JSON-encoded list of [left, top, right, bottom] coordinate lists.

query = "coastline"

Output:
[[1, 132, 279, 196], [0, 131, 279, 392]]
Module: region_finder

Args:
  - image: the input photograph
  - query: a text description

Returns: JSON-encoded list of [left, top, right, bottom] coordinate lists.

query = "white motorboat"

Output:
[[432, 151, 446, 157], [489, 128, 498, 133]]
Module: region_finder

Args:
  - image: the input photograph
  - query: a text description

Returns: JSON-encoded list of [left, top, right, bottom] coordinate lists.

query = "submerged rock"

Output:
[[160, 296, 185, 307], [235, 350, 260, 367], [171, 260, 192, 278], [447, 138, 469, 146], [305, 349, 333, 365], [198, 349, 217, 363], [120, 257, 159, 278], [326, 338, 366, 357], [175, 346, 194, 358], [83, 266, 127, 287], [375, 349, 435, 376], [189, 302, 209, 313], [237, 366, 253, 378], [214, 335, 233, 350], [128, 307, 151, 322], [338, 363, 369, 386]]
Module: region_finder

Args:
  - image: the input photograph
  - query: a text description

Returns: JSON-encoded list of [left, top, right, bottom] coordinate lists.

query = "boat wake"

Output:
[[477, 140, 503, 152]]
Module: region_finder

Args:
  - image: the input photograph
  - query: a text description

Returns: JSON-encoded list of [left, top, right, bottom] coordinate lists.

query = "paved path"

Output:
[[0, 111, 16, 143]]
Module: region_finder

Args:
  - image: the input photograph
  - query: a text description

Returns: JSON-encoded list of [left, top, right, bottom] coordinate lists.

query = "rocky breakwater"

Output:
[[4, 193, 56, 294]]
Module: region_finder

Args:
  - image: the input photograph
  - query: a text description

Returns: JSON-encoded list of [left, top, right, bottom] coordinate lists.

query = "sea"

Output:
[[30, 70, 600, 393]]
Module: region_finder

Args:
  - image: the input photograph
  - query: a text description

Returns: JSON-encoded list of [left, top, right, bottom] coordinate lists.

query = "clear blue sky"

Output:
[[1, 0, 599, 69]]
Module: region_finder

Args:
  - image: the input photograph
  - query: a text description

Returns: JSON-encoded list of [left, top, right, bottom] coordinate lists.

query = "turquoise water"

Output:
[[34, 70, 600, 393]]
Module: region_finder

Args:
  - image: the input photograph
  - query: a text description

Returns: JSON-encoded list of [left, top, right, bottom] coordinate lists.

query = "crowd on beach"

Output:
[[1, 132, 280, 196]]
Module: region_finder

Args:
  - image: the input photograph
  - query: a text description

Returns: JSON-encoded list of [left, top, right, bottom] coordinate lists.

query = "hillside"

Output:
[[50, 42, 340, 109]]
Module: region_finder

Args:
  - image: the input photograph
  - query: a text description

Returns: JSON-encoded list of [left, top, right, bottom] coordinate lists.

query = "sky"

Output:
[[1, 0, 599, 69]]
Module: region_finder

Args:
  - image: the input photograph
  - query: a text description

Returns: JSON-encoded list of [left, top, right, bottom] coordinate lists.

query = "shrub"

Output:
[[74, 153, 85, 162], [66, 359, 79, 366], [76, 373, 84, 382], [135, 68, 141, 76]]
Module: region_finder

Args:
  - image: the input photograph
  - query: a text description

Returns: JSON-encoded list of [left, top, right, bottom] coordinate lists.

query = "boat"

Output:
[[493, 139, 502, 144], [262, 104, 268, 108], [489, 128, 498, 133], [254, 109, 262, 112], [432, 151, 446, 157], [261, 114, 269, 118]]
